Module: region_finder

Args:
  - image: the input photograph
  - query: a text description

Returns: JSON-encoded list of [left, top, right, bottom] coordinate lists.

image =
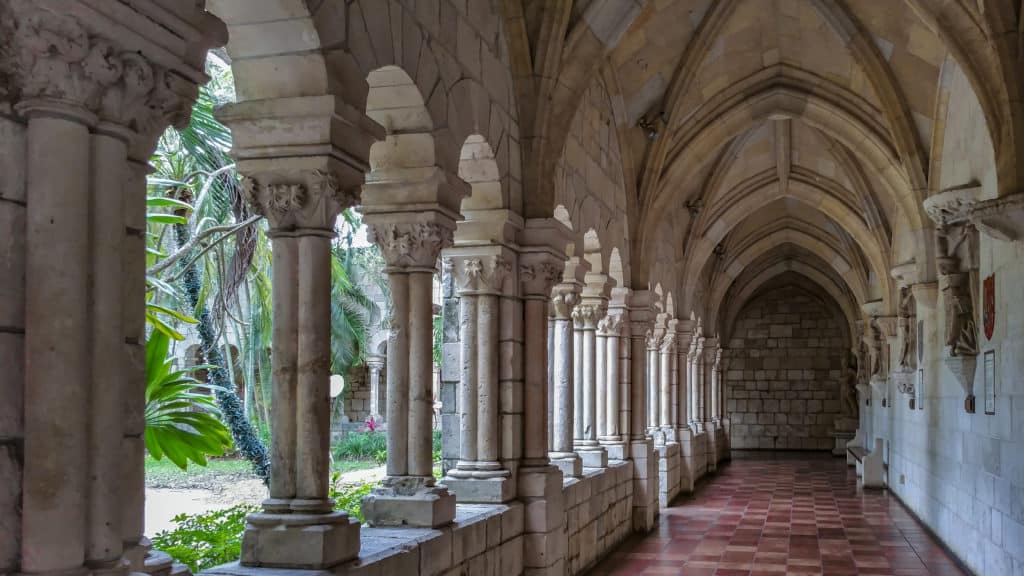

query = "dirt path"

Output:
[[145, 465, 386, 536]]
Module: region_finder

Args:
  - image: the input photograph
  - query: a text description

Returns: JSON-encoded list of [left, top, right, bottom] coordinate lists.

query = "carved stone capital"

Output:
[[659, 332, 676, 353], [447, 255, 510, 294], [598, 314, 623, 337], [519, 259, 563, 299], [368, 222, 453, 270], [242, 170, 355, 234], [550, 284, 579, 320], [3, 2, 202, 147], [572, 304, 600, 330], [645, 329, 660, 351]]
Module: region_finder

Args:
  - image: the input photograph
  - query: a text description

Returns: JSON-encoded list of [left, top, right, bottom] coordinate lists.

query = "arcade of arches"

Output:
[[2, 1, 1024, 575]]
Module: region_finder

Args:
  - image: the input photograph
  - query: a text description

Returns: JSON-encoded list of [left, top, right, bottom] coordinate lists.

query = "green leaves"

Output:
[[150, 503, 257, 573], [145, 329, 233, 470]]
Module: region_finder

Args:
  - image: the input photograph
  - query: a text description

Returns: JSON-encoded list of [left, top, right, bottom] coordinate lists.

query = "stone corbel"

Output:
[[944, 355, 978, 413], [967, 191, 1024, 241]]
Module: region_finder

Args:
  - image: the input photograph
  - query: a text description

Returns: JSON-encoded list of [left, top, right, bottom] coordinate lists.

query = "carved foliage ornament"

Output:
[[449, 255, 510, 293], [368, 222, 453, 269], [3, 4, 189, 135], [519, 261, 562, 297], [572, 304, 600, 329], [598, 314, 623, 336], [242, 171, 356, 232]]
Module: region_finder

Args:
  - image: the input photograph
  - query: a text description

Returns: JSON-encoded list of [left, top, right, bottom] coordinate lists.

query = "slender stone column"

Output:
[[547, 311, 555, 452], [88, 122, 133, 576], [598, 316, 618, 442], [367, 356, 385, 422], [520, 256, 563, 466], [240, 170, 361, 568], [702, 338, 719, 471], [361, 222, 457, 527], [659, 330, 676, 438], [573, 309, 586, 446], [550, 284, 582, 477], [574, 304, 607, 467], [631, 324, 650, 440], [443, 253, 514, 502], [694, 337, 705, 432], [646, 329, 662, 442], [711, 347, 722, 424], [19, 99, 95, 576], [596, 318, 609, 440]]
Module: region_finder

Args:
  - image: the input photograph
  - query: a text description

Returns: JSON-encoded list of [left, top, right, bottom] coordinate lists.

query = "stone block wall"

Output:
[[342, 364, 373, 425], [0, 109, 25, 574], [564, 461, 634, 575], [656, 443, 680, 507], [724, 285, 846, 450]]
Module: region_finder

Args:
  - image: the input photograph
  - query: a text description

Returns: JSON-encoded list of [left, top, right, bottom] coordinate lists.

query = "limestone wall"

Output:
[[0, 109, 25, 574], [563, 461, 634, 575], [725, 285, 846, 450], [869, 57, 1024, 576]]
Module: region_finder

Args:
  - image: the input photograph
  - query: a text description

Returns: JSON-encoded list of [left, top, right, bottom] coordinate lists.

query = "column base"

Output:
[[442, 471, 515, 503], [661, 425, 678, 443], [576, 445, 608, 468], [549, 451, 582, 478], [239, 510, 360, 569], [600, 440, 628, 461], [361, 479, 456, 528]]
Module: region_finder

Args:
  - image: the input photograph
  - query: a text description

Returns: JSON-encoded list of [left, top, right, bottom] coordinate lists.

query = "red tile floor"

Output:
[[589, 452, 969, 576]]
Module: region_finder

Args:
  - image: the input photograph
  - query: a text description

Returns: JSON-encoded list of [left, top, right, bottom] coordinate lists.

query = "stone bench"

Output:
[[848, 439, 885, 489]]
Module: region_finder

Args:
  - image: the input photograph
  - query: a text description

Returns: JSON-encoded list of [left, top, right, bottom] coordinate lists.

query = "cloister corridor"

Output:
[[3, 1, 1024, 576], [589, 453, 968, 576]]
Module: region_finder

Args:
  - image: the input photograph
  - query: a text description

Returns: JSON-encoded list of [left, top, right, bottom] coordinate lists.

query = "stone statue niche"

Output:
[[935, 223, 981, 412], [892, 286, 918, 406]]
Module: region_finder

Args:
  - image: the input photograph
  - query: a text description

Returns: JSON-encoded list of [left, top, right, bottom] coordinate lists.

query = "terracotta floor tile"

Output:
[[587, 453, 968, 576]]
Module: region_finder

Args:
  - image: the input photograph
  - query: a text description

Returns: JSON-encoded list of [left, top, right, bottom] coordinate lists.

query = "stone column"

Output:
[[547, 311, 555, 452], [574, 304, 606, 467], [238, 170, 360, 567], [599, 315, 626, 459], [659, 327, 676, 440], [702, 337, 719, 472], [596, 317, 609, 441], [443, 252, 514, 502], [628, 291, 658, 531], [572, 307, 586, 447], [674, 321, 695, 493], [550, 283, 582, 477], [646, 329, 662, 442], [361, 221, 457, 527], [711, 347, 722, 425], [693, 336, 706, 432], [367, 355, 386, 422]]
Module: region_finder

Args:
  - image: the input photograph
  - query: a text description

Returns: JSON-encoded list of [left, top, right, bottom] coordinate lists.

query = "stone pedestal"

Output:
[[240, 511, 359, 569], [443, 476, 515, 503], [550, 454, 583, 478], [361, 480, 456, 528], [518, 465, 566, 576], [629, 439, 659, 532], [578, 447, 609, 469], [656, 442, 680, 507], [677, 428, 696, 493], [604, 442, 628, 461]]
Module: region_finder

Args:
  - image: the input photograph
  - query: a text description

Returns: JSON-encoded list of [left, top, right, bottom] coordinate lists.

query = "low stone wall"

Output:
[[564, 461, 634, 575]]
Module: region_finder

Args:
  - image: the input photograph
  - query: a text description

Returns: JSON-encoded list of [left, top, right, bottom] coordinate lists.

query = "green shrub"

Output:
[[330, 472, 374, 523], [432, 429, 442, 463], [150, 503, 257, 573], [332, 430, 387, 461]]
